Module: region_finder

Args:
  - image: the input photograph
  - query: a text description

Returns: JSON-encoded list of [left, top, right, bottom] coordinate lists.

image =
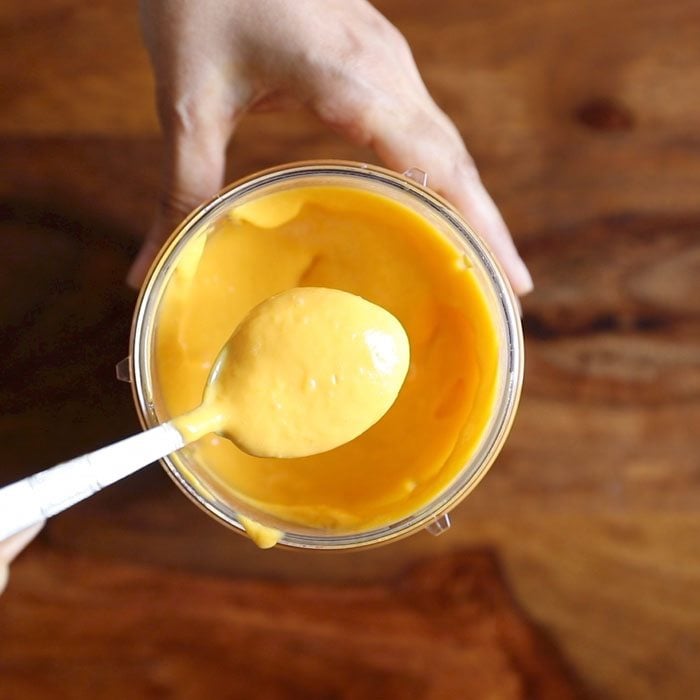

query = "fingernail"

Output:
[[0, 521, 44, 565], [512, 256, 534, 296], [126, 242, 159, 291], [125, 261, 144, 291]]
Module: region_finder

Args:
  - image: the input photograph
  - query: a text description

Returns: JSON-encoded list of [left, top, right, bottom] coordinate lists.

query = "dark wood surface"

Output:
[[1, 1, 700, 698], [2, 549, 580, 699]]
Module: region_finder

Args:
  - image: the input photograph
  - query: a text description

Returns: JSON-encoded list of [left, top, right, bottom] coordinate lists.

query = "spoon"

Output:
[[0, 287, 410, 541]]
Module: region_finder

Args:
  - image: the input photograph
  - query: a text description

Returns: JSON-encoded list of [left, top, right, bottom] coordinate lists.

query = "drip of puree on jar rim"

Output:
[[171, 287, 410, 460], [155, 184, 500, 547]]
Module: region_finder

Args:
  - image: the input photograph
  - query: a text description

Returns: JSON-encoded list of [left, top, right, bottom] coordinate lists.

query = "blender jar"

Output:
[[119, 161, 524, 550]]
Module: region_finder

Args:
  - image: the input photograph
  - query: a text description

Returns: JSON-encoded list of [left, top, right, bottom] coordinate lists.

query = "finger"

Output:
[[126, 110, 231, 289], [362, 101, 533, 296], [0, 521, 44, 596]]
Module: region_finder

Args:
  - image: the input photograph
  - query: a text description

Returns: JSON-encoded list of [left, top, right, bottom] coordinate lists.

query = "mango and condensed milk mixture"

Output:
[[154, 184, 499, 539]]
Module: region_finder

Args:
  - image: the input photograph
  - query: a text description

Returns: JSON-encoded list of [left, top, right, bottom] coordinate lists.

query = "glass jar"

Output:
[[121, 161, 524, 549]]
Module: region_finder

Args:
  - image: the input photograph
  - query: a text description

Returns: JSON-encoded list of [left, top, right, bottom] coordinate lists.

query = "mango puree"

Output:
[[154, 185, 499, 535]]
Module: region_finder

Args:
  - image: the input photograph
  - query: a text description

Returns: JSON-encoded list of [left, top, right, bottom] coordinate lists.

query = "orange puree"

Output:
[[172, 287, 410, 459], [154, 185, 499, 535]]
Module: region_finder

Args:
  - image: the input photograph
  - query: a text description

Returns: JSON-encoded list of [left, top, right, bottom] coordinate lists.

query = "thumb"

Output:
[[127, 121, 229, 289], [0, 521, 44, 596]]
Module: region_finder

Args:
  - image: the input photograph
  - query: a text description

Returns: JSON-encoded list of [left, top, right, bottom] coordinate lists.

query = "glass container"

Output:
[[121, 161, 524, 549]]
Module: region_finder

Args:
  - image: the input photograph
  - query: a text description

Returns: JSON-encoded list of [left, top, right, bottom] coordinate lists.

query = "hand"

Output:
[[0, 523, 43, 596], [129, 0, 533, 295]]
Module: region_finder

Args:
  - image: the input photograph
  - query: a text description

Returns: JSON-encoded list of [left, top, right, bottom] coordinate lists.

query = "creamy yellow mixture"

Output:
[[172, 287, 410, 459], [154, 185, 499, 540]]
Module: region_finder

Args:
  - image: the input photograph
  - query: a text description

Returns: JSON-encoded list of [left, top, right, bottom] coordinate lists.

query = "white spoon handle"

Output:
[[0, 422, 185, 541]]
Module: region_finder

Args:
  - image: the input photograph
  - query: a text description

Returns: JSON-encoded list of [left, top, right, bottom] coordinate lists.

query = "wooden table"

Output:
[[1, 1, 699, 698]]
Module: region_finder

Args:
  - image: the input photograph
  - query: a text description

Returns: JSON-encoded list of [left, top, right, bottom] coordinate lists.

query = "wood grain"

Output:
[[1, 1, 700, 698], [0, 548, 580, 699]]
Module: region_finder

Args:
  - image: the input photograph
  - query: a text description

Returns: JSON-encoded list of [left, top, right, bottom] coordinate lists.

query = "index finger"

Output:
[[366, 100, 533, 296]]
